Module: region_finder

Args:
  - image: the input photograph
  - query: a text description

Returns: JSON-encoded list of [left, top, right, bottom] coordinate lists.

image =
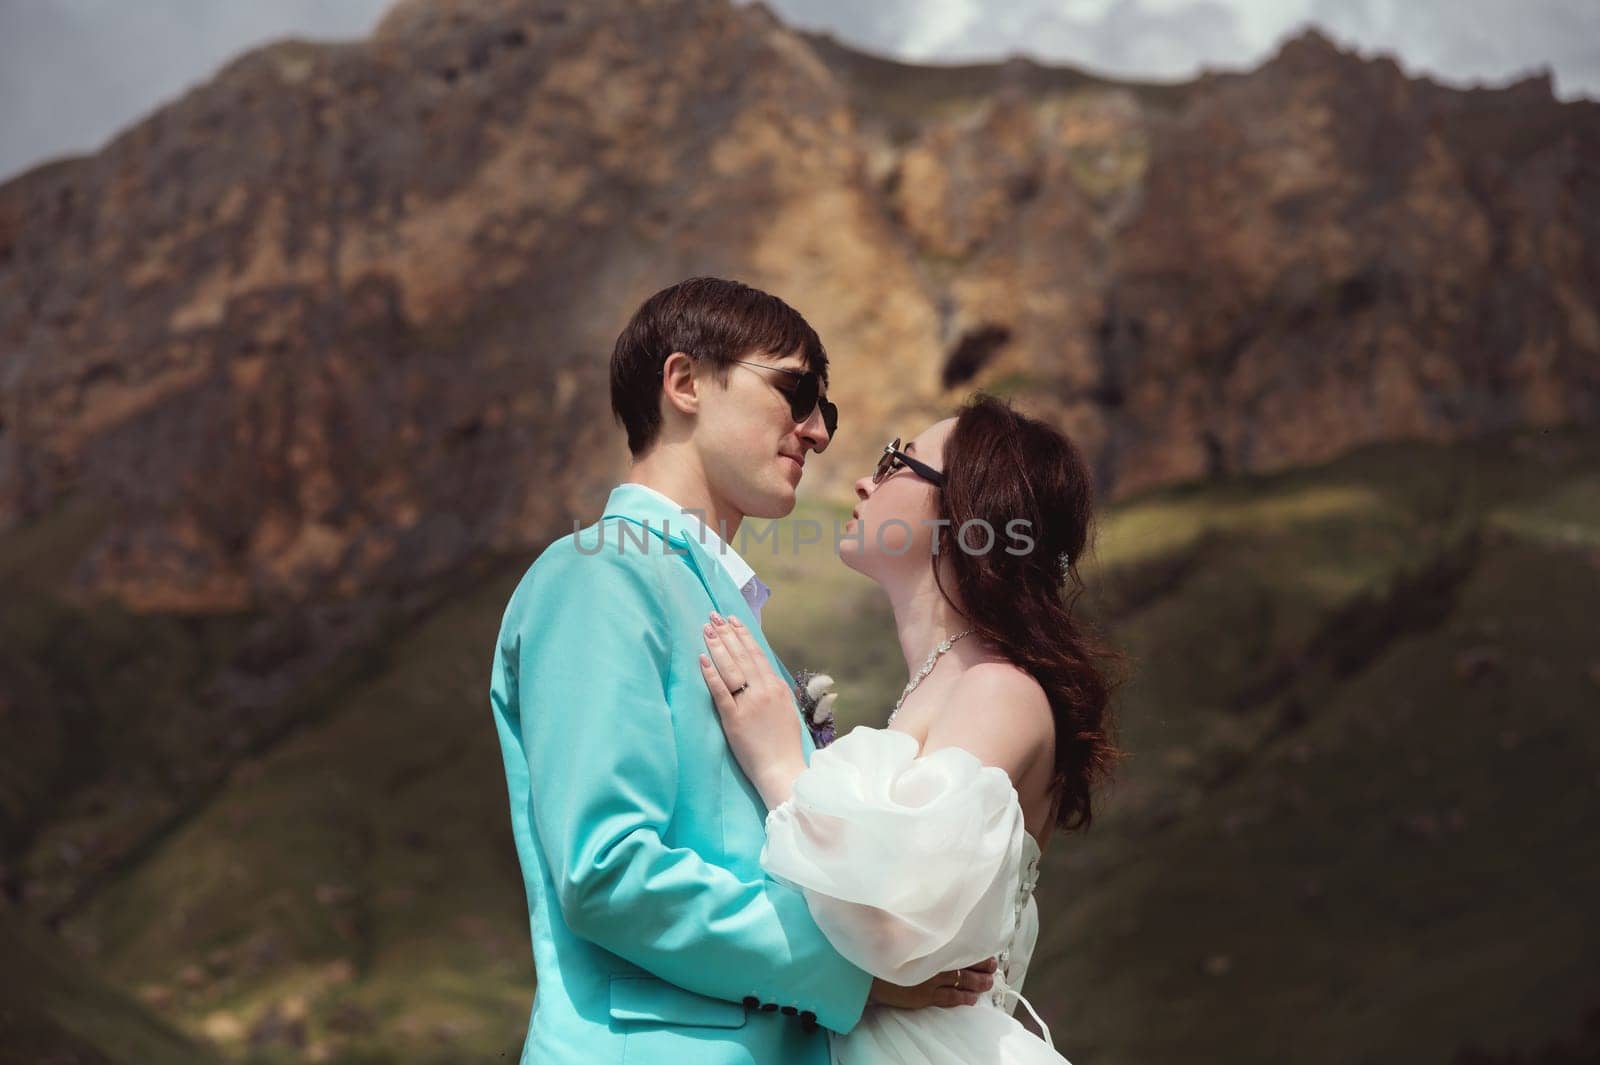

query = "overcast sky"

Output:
[[2, 0, 1596, 183]]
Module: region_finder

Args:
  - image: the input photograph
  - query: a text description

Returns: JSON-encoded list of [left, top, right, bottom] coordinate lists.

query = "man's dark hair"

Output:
[[610, 277, 830, 456]]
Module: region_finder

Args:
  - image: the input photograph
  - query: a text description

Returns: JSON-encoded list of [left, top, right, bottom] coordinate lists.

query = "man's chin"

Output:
[[745, 487, 797, 520]]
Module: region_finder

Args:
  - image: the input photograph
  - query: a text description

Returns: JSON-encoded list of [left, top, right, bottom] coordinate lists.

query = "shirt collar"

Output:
[[616, 482, 768, 608]]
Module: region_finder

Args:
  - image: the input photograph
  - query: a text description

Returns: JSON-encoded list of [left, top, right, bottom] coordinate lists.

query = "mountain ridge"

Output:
[[2, 0, 1595, 611]]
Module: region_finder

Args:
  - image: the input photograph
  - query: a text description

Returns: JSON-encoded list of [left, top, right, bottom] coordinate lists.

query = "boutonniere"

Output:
[[792, 669, 838, 748]]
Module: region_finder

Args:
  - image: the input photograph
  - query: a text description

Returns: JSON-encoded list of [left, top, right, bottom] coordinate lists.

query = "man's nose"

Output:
[[799, 408, 831, 453], [854, 476, 871, 500]]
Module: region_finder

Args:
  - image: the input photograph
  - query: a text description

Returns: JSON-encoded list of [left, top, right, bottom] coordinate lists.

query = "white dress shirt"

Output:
[[621, 482, 772, 621]]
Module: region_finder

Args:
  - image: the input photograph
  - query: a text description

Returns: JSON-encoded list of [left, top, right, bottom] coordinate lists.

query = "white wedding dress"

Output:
[[762, 726, 1073, 1065]]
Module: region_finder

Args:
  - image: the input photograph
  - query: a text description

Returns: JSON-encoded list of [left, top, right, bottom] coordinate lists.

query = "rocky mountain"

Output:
[[2, 5, 1599, 1059], [1, 0, 1596, 613]]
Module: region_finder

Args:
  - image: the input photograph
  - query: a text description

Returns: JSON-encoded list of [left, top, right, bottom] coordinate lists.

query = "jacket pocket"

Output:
[[608, 975, 747, 1029]]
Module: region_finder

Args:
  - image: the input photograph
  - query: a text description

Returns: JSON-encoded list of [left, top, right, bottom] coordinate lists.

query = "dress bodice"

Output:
[[988, 831, 1050, 1042], [760, 727, 1058, 1051], [993, 832, 1042, 1001]]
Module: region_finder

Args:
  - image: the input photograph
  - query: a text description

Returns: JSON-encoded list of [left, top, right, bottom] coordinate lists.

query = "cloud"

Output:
[[1, 0, 1594, 183], [752, 0, 1599, 97], [0, 0, 391, 182], [746, 0, 977, 59], [753, 0, 1260, 76], [1306, 0, 1600, 97], [960, 0, 1256, 79]]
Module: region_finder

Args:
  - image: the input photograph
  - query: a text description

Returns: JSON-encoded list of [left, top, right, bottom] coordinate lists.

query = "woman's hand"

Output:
[[869, 958, 999, 1009], [698, 612, 808, 810]]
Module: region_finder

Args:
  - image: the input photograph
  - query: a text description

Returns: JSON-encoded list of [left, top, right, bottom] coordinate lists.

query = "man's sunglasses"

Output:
[[727, 360, 838, 439], [874, 438, 945, 487]]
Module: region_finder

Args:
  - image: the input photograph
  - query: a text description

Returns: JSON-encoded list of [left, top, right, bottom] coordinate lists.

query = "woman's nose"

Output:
[[853, 476, 871, 500]]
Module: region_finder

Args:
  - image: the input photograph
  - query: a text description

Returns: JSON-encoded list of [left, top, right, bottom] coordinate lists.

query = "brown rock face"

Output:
[[1, 4, 1596, 608], [1093, 36, 1600, 494]]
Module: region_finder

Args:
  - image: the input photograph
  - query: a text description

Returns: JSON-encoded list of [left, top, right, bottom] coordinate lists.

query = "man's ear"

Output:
[[661, 351, 700, 418]]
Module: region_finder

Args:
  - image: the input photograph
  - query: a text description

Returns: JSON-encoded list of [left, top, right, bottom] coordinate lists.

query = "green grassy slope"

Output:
[[0, 907, 219, 1065], [4, 426, 1596, 1064], [59, 568, 536, 1064], [1042, 527, 1600, 1063]]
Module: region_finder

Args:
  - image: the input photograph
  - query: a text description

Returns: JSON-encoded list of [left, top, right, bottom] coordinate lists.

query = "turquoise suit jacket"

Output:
[[489, 483, 874, 1064]]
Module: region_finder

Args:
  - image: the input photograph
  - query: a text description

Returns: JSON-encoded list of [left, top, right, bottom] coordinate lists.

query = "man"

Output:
[[488, 278, 989, 1063]]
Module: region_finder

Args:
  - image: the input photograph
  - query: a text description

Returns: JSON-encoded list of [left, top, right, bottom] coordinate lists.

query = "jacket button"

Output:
[[742, 996, 759, 1009], [760, 1002, 779, 1012], [781, 1005, 798, 1015]]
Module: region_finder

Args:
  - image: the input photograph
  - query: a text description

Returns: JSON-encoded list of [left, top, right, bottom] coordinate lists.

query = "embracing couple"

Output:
[[488, 277, 1121, 1064]]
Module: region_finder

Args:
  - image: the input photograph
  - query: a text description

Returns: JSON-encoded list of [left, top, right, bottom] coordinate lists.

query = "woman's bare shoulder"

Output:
[[923, 662, 1054, 781], [953, 661, 1051, 727]]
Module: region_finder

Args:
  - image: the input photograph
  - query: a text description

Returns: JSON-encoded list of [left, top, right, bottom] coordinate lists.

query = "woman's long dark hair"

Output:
[[934, 394, 1127, 832]]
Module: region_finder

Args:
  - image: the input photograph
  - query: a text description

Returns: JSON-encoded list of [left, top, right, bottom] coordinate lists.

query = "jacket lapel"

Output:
[[599, 485, 809, 745], [679, 534, 796, 687]]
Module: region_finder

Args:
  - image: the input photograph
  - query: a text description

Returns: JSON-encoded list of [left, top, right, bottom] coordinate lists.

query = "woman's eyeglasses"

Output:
[[874, 438, 945, 487], [727, 360, 838, 438]]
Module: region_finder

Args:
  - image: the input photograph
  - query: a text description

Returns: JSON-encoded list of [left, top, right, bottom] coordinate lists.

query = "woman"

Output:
[[696, 394, 1125, 1064]]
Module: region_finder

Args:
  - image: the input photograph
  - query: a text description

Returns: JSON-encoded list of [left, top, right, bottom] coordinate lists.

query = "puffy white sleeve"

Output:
[[760, 727, 1026, 986]]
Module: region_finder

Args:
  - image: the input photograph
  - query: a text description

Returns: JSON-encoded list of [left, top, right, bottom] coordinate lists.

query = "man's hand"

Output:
[[868, 957, 999, 1009]]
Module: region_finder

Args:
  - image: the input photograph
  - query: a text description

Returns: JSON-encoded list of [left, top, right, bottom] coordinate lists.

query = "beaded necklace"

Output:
[[887, 628, 975, 725]]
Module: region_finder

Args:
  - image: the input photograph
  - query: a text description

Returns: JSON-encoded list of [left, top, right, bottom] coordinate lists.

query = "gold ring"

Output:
[[955, 970, 963, 991]]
